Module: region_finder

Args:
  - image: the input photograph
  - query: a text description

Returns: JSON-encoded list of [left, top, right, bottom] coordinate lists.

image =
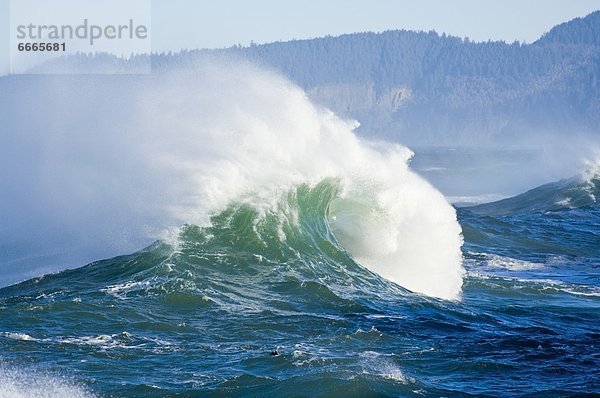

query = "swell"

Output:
[[466, 170, 600, 216], [458, 166, 600, 264]]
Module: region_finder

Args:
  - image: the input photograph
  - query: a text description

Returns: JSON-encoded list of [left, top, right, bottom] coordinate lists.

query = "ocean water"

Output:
[[0, 64, 599, 397], [0, 173, 599, 397]]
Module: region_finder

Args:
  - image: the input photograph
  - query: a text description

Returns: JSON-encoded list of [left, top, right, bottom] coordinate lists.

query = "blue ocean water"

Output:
[[0, 171, 598, 397]]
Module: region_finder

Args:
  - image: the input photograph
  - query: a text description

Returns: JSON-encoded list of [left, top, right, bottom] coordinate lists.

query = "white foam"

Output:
[[467, 271, 600, 298], [485, 255, 545, 271], [2, 332, 36, 341], [102, 280, 154, 299], [447, 193, 508, 205], [59, 332, 136, 349], [0, 366, 95, 398], [582, 156, 600, 184], [358, 352, 414, 384]]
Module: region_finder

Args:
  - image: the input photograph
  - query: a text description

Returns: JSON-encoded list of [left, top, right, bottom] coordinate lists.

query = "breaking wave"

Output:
[[0, 59, 463, 299]]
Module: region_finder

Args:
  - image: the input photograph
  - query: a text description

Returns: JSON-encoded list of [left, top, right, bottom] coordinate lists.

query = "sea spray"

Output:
[[134, 61, 465, 299], [0, 366, 95, 398], [0, 59, 463, 299]]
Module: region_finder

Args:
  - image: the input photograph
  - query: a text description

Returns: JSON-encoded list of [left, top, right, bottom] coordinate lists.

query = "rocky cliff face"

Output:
[[307, 83, 411, 115]]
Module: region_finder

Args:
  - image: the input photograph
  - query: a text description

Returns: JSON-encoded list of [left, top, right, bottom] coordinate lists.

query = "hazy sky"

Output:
[[150, 0, 599, 49], [1, 0, 599, 74]]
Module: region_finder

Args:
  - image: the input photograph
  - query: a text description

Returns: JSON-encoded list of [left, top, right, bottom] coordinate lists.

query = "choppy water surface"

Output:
[[1, 174, 598, 397]]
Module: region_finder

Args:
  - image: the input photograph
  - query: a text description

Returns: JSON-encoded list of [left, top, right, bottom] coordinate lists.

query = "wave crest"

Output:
[[0, 60, 463, 299]]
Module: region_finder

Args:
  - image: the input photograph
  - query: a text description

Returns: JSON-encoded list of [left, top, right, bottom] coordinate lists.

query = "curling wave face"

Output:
[[137, 63, 464, 299]]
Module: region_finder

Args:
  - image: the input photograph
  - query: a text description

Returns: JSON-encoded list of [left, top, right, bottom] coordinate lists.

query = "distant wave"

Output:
[[458, 163, 600, 261], [465, 160, 600, 216]]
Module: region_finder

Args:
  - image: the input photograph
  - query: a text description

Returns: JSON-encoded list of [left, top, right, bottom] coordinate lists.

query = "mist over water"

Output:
[[410, 142, 600, 204], [0, 59, 463, 299]]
